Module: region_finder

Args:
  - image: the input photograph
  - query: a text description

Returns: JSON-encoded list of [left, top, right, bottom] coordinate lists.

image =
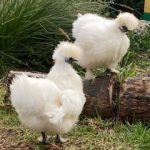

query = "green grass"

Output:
[[0, 85, 150, 149]]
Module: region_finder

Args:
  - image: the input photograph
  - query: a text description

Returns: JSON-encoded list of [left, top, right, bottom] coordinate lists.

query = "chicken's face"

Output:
[[52, 41, 83, 64], [65, 57, 77, 64], [119, 26, 128, 33], [116, 12, 139, 31]]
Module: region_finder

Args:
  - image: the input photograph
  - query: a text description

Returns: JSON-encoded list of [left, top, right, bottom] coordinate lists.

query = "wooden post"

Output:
[[144, 0, 150, 20]]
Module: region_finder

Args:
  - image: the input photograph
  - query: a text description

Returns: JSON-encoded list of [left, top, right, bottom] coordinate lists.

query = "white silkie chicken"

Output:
[[10, 41, 86, 144], [72, 12, 139, 79]]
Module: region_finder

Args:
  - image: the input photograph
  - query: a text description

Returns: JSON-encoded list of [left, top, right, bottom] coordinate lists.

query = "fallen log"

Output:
[[4, 71, 150, 122], [82, 75, 117, 118], [119, 77, 150, 122]]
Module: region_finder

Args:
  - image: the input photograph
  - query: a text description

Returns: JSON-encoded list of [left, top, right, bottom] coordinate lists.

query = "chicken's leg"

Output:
[[85, 69, 95, 80], [109, 68, 119, 74], [55, 134, 68, 143], [37, 132, 47, 144], [104, 68, 119, 76], [107, 63, 119, 74]]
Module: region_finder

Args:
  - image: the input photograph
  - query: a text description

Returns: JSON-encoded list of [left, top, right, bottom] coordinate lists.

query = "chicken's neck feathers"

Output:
[[47, 61, 83, 92]]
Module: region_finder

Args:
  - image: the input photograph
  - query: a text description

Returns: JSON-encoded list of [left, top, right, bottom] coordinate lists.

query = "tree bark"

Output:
[[119, 77, 150, 122], [4, 71, 150, 122], [82, 74, 117, 118]]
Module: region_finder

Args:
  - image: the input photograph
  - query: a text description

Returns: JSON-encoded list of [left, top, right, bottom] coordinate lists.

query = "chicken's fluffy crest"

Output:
[[52, 41, 83, 62], [116, 12, 139, 31]]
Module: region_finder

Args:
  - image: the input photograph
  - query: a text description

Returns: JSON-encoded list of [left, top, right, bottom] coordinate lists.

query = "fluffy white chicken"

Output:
[[10, 41, 86, 143], [72, 12, 139, 79]]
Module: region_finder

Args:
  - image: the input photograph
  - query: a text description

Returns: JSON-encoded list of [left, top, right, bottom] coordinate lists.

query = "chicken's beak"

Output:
[[119, 26, 129, 33], [65, 58, 77, 64]]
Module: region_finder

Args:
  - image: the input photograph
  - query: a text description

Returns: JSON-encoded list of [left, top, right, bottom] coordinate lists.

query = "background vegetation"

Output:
[[0, 0, 149, 79], [0, 0, 107, 77], [112, 0, 144, 19]]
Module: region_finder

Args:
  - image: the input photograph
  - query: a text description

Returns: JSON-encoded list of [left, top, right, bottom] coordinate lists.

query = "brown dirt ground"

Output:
[[0, 128, 66, 150]]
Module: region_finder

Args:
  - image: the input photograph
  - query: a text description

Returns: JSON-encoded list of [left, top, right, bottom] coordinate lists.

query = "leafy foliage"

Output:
[[112, 0, 144, 19], [0, 0, 107, 77], [130, 26, 150, 53]]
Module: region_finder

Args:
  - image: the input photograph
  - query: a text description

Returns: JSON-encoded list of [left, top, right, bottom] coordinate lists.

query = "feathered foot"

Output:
[[85, 69, 95, 80], [37, 132, 49, 144], [55, 134, 68, 143], [110, 68, 119, 74], [105, 68, 119, 75]]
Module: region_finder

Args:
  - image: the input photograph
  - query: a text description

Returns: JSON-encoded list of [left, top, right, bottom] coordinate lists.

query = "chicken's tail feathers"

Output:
[[116, 12, 139, 31], [45, 90, 84, 124], [10, 74, 28, 102], [45, 108, 65, 124]]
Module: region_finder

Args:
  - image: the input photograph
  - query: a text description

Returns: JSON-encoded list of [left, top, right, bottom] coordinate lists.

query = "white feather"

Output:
[[72, 12, 139, 79], [10, 42, 86, 135]]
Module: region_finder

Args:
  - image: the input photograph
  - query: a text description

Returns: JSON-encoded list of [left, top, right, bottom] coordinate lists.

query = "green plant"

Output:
[[0, 0, 107, 77], [112, 0, 144, 19], [130, 26, 150, 53], [118, 63, 137, 84]]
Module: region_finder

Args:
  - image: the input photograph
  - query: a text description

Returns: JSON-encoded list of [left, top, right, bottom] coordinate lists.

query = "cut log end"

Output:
[[119, 77, 150, 122]]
